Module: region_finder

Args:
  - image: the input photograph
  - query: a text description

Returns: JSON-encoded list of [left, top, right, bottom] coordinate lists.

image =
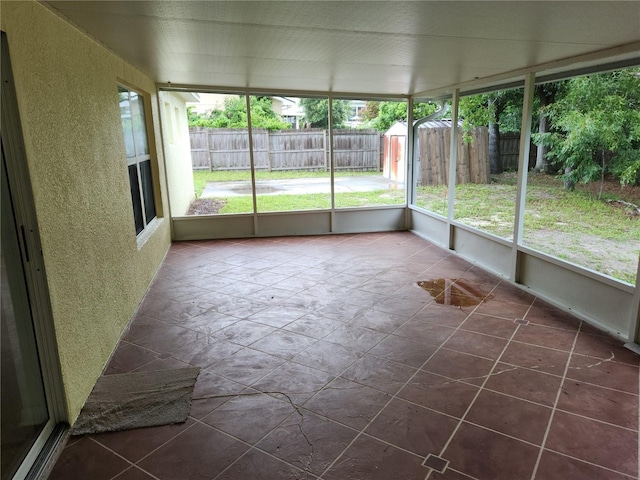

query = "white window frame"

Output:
[[118, 86, 157, 235]]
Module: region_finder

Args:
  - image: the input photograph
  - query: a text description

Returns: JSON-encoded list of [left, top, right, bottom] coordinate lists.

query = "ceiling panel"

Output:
[[45, 1, 640, 95]]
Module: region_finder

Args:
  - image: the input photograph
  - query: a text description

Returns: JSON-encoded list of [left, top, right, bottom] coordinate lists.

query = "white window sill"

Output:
[[136, 217, 162, 250]]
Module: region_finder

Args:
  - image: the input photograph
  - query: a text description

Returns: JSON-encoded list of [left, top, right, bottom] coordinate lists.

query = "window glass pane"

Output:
[[184, 94, 333, 215], [120, 86, 157, 233], [128, 165, 144, 234], [454, 87, 524, 239], [334, 98, 405, 209], [523, 69, 640, 285], [130, 92, 149, 156], [184, 94, 254, 215], [255, 95, 331, 212], [1, 157, 50, 479], [118, 89, 135, 159], [412, 100, 451, 216], [140, 160, 156, 224]]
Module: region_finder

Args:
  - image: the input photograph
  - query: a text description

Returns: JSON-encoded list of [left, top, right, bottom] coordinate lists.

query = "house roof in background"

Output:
[[45, 1, 640, 97]]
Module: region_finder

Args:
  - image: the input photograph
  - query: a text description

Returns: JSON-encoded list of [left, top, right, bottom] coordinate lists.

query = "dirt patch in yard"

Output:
[[527, 173, 640, 206], [524, 230, 638, 284], [501, 173, 639, 283], [187, 199, 226, 215]]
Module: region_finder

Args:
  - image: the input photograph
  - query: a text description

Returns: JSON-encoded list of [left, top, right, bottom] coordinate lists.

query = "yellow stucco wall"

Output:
[[1, 1, 172, 422], [160, 91, 196, 216]]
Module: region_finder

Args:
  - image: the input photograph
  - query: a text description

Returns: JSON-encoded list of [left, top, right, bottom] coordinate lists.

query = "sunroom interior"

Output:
[[1, 1, 640, 479]]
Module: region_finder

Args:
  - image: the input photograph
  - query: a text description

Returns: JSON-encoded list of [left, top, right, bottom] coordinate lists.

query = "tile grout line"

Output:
[[529, 320, 583, 480], [461, 414, 637, 455], [198, 284, 413, 480], [256, 269, 452, 405], [198, 347, 346, 474], [100, 418, 202, 469], [189, 415, 270, 480], [551, 407, 638, 433], [542, 448, 638, 479], [84, 437, 135, 479], [92, 234, 635, 480], [109, 464, 163, 480], [203, 405, 323, 480], [87, 436, 162, 480], [434, 345, 566, 376], [317, 267, 496, 479], [424, 301, 530, 480]]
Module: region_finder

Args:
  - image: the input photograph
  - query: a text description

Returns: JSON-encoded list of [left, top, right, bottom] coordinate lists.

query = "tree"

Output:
[[374, 102, 407, 131], [532, 82, 564, 173], [188, 96, 291, 130], [542, 68, 640, 188], [299, 98, 349, 128], [360, 101, 379, 123], [459, 88, 524, 174], [187, 105, 201, 125], [367, 101, 439, 131]]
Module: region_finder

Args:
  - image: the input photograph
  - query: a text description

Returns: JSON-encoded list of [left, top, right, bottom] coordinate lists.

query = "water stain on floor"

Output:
[[417, 279, 486, 307]]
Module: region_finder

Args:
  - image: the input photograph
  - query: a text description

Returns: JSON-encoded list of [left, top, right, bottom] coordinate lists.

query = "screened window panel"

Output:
[[130, 92, 149, 156], [128, 165, 144, 235], [120, 86, 156, 235], [118, 89, 135, 159], [140, 160, 156, 223]]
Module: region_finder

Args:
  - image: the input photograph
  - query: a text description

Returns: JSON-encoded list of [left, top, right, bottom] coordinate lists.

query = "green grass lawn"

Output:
[[190, 170, 639, 284], [208, 189, 406, 214], [193, 169, 378, 198], [414, 173, 639, 283], [416, 175, 638, 243]]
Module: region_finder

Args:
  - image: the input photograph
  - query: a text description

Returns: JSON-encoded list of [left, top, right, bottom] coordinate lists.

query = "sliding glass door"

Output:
[[1, 31, 64, 480], [1, 147, 52, 480]]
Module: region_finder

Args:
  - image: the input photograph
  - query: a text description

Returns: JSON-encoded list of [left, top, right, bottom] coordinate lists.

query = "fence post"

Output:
[[323, 130, 328, 172], [206, 128, 212, 171], [266, 130, 272, 172]]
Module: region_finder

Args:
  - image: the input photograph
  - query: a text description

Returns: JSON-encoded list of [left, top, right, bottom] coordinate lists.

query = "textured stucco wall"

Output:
[[1, 1, 171, 422], [160, 91, 195, 216]]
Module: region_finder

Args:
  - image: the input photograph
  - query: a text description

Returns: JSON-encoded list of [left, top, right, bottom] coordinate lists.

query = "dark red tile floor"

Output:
[[49, 232, 639, 480]]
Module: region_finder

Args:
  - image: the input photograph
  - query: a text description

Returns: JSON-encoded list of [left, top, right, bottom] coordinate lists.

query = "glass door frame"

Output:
[[1, 31, 67, 479]]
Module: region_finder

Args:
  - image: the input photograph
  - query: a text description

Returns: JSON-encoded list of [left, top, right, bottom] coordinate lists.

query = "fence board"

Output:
[[190, 127, 382, 172], [500, 133, 537, 170], [191, 126, 494, 183], [416, 127, 489, 186], [189, 128, 211, 170]]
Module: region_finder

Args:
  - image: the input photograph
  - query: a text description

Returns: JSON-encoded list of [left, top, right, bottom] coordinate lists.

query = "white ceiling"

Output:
[[45, 1, 640, 97]]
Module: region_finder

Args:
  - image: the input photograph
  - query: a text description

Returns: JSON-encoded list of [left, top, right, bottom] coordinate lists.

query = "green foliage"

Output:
[[542, 68, 640, 186], [373, 102, 407, 131], [367, 101, 439, 131], [414, 102, 440, 121], [459, 95, 491, 129], [299, 98, 349, 128], [360, 101, 380, 122], [458, 71, 640, 186], [187, 105, 200, 124], [459, 88, 524, 133], [188, 96, 291, 130]]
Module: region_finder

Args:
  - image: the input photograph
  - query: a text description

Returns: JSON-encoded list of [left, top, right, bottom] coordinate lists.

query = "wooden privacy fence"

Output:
[[190, 127, 382, 172], [500, 133, 537, 171], [416, 127, 490, 186]]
